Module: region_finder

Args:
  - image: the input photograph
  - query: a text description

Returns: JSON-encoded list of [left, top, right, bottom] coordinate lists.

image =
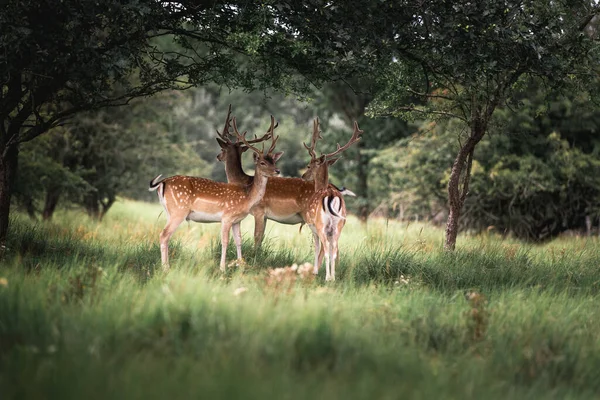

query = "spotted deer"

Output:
[[300, 118, 363, 281], [149, 116, 283, 271], [215, 105, 355, 248]]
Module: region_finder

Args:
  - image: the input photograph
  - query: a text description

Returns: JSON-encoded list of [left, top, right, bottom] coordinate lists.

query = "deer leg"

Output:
[[318, 242, 326, 271], [159, 214, 186, 271], [315, 230, 331, 281], [220, 221, 233, 272], [329, 237, 339, 281], [232, 222, 243, 261], [324, 238, 332, 281], [309, 226, 321, 275], [252, 210, 267, 249]]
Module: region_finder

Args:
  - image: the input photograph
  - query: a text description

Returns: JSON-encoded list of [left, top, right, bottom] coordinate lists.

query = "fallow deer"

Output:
[[300, 118, 363, 281], [149, 116, 283, 271], [215, 105, 355, 248]]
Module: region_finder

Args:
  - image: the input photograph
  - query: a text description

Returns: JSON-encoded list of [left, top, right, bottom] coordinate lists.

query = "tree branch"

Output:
[[406, 88, 455, 101], [393, 106, 468, 123]]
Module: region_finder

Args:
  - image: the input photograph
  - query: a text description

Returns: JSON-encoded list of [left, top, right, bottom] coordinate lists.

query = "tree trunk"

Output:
[[585, 214, 592, 237], [23, 196, 36, 220], [42, 187, 61, 220], [445, 204, 461, 250], [444, 134, 479, 251], [84, 192, 100, 219], [356, 139, 369, 222], [0, 146, 19, 246], [99, 195, 115, 221]]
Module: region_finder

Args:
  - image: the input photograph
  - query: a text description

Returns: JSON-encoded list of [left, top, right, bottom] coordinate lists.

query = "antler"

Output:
[[216, 104, 233, 142], [232, 117, 261, 154], [246, 117, 277, 145], [323, 121, 363, 160], [233, 115, 279, 155], [247, 115, 279, 144], [265, 115, 279, 155], [303, 117, 323, 160], [227, 110, 276, 149]]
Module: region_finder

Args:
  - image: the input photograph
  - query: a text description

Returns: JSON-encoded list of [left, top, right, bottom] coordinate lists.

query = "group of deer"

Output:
[[149, 106, 363, 281]]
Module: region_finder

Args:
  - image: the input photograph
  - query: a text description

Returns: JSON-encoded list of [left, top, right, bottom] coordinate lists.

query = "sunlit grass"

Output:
[[2, 198, 600, 399]]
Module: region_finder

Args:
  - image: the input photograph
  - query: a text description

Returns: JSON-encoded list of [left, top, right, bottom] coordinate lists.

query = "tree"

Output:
[[1, 0, 180, 242], [372, 80, 600, 240], [14, 128, 91, 219], [462, 80, 600, 239], [365, 0, 599, 249]]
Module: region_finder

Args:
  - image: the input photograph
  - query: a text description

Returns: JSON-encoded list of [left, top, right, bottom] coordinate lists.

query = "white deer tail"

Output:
[[149, 174, 165, 192], [338, 187, 356, 197], [329, 183, 356, 197], [149, 174, 170, 220], [323, 195, 345, 220]]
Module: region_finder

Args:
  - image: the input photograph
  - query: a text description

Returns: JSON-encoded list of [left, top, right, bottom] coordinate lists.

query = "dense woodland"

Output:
[[2, 0, 600, 247]]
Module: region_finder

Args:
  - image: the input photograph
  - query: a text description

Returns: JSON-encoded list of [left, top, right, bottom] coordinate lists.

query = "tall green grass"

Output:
[[1, 199, 600, 399]]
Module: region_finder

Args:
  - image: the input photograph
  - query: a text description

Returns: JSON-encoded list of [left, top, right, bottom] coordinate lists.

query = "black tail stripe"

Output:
[[324, 195, 342, 217], [328, 196, 335, 214]]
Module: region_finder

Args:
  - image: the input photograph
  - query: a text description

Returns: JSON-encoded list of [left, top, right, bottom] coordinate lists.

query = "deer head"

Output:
[[232, 115, 283, 178], [301, 118, 363, 186]]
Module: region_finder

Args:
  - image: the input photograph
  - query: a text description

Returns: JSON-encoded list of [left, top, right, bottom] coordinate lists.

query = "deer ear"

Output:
[[241, 145, 250, 153], [272, 151, 284, 162], [327, 157, 340, 166], [216, 138, 227, 148]]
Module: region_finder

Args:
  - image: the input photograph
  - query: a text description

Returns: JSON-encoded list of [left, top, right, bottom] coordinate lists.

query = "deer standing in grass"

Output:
[[215, 105, 354, 249], [301, 118, 363, 281], [149, 116, 283, 271]]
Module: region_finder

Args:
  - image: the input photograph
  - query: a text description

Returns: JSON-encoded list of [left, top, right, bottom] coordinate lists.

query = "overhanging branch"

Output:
[[393, 106, 468, 123]]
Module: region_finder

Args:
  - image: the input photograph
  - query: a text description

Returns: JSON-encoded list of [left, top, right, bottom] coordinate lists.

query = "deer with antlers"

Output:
[[300, 118, 363, 281], [149, 116, 283, 271], [215, 105, 355, 249]]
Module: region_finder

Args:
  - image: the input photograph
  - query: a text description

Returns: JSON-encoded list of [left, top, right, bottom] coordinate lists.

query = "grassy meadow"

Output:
[[2, 199, 600, 399]]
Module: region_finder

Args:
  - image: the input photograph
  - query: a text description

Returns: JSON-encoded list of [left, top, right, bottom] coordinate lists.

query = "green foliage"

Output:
[[15, 130, 93, 213], [2, 0, 183, 141], [356, 0, 599, 247], [66, 93, 211, 207], [464, 85, 600, 239], [15, 91, 211, 217], [369, 119, 458, 218], [368, 0, 598, 122], [374, 82, 600, 240]]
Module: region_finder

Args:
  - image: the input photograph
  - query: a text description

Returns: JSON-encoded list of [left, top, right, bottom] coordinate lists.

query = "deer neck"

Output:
[[246, 170, 270, 207], [313, 165, 329, 192], [225, 148, 252, 185]]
